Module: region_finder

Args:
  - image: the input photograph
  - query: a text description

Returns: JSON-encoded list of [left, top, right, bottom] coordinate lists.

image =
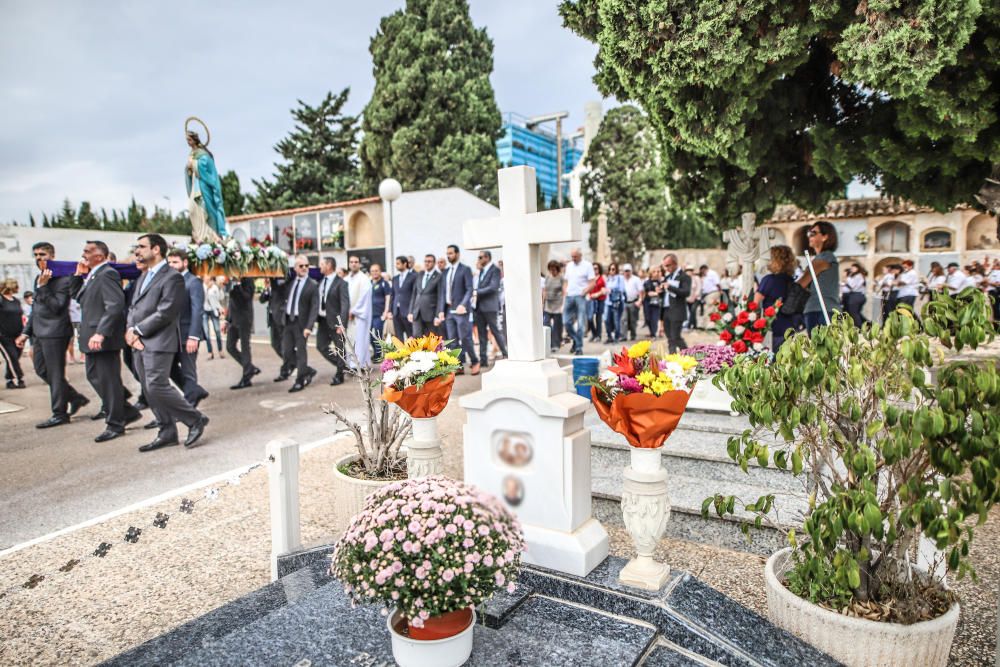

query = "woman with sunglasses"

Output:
[[603, 263, 625, 343], [799, 221, 843, 333]]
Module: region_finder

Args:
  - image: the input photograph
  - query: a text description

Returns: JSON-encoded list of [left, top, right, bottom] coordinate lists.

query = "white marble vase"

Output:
[[406, 417, 444, 479], [618, 446, 672, 591]]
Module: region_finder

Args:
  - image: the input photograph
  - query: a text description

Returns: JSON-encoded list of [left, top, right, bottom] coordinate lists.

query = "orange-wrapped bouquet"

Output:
[[584, 341, 698, 449], [379, 334, 461, 418]]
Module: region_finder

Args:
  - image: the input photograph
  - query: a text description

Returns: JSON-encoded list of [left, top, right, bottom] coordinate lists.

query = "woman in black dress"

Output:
[[0, 278, 26, 389]]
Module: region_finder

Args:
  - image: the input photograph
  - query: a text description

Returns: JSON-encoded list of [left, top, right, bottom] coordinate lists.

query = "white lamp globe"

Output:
[[379, 178, 403, 202]]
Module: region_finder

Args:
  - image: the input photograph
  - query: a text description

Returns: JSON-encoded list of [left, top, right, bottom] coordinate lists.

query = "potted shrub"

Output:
[[583, 341, 699, 590], [380, 333, 461, 478], [706, 290, 999, 666], [331, 475, 525, 667], [681, 343, 738, 414], [325, 331, 411, 535]]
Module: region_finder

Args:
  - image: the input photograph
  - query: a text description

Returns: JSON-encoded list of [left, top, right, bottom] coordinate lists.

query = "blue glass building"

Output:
[[496, 113, 583, 205]]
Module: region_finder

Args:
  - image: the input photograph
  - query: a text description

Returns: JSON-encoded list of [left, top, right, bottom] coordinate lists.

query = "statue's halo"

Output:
[[184, 116, 210, 147]]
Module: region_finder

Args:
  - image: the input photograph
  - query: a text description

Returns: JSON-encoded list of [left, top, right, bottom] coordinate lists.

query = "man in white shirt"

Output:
[[561, 248, 595, 355], [946, 262, 974, 294], [699, 264, 721, 308], [620, 264, 643, 341], [895, 259, 919, 309], [345, 256, 373, 368]]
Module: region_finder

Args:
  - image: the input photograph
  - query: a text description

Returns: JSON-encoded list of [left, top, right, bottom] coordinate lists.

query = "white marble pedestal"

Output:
[[406, 417, 444, 479], [460, 359, 610, 577], [618, 447, 671, 591]]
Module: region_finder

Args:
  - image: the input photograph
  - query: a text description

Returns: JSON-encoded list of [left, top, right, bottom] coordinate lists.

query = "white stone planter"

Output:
[[332, 453, 401, 536], [387, 608, 475, 667], [765, 547, 960, 667], [406, 417, 444, 479], [686, 374, 737, 415], [618, 446, 671, 591]]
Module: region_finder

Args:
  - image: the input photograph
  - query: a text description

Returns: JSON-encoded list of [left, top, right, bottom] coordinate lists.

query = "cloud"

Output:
[[0, 1, 605, 223]]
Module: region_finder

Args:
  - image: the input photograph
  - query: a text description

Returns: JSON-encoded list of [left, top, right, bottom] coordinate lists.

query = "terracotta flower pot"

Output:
[[406, 607, 474, 640]]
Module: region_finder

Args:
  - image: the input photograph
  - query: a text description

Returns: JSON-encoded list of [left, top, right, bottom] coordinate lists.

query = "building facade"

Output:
[[764, 198, 998, 280], [497, 113, 583, 206]]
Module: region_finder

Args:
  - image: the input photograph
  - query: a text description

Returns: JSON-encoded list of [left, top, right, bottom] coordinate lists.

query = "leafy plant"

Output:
[[705, 289, 999, 623]]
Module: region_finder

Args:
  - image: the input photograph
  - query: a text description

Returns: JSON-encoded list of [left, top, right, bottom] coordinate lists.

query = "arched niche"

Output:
[[920, 227, 954, 252], [966, 213, 999, 250], [874, 256, 903, 278], [875, 221, 910, 254], [347, 210, 383, 249]]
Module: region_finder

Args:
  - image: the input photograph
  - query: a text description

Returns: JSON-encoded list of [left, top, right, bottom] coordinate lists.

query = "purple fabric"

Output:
[[45, 260, 142, 280]]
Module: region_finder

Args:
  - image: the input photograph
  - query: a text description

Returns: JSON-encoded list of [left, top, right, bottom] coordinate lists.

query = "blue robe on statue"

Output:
[[185, 148, 228, 239]]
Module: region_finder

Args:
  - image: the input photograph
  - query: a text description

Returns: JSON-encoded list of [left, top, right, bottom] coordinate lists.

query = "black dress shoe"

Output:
[[288, 382, 305, 393], [273, 373, 290, 382], [304, 368, 317, 386], [139, 436, 179, 452], [95, 429, 124, 443], [330, 375, 344, 386], [125, 410, 143, 426], [144, 420, 160, 430], [133, 400, 149, 411], [192, 391, 209, 409], [90, 409, 107, 421], [252, 366, 262, 376], [36, 416, 70, 429], [184, 416, 209, 448], [69, 395, 90, 417], [230, 378, 252, 390], [455, 367, 466, 376]]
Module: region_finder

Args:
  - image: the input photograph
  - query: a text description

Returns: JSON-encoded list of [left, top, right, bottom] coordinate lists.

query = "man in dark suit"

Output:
[[15, 242, 89, 428], [661, 253, 692, 353], [223, 276, 260, 390], [390, 256, 417, 339], [282, 254, 319, 392], [70, 240, 141, 442], [126, 234, 209, 452], [166, 249, 209, 408], [436, 244, 479, 375], [260, 276, 294, 382], [122, 253, 148, 414], [315, 257, 350, 386], [408, 254, 441, 337], [472, 250, 507, 367]]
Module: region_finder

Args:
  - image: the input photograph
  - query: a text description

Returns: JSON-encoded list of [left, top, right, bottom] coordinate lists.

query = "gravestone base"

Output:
[[521, 518, 608, 577], [107, 548, 839, 666]]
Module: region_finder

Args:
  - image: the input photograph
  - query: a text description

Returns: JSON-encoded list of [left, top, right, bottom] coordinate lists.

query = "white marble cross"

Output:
[[464, 166, 581, 362]]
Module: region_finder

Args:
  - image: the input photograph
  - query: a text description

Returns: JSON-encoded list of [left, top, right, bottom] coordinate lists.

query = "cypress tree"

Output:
[[250, 89, 362, 213], [562, 1, 999, 225], [359, 0, 503, 202], [220, 170, 246, 216]]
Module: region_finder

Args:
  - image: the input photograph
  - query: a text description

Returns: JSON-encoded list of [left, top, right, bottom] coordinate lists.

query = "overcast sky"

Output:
[[0, 1, 606, 223]]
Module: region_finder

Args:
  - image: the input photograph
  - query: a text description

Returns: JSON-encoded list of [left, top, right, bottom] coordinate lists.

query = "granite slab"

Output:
[[108, 553, 841, 667]]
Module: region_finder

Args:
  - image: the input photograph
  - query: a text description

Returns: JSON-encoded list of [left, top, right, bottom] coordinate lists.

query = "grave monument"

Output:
[[459, 166, 609, 577], [723, 211, 774, 299]]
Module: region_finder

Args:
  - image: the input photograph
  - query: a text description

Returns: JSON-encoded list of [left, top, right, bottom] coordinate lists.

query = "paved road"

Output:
[[0, 341, 495, 548]]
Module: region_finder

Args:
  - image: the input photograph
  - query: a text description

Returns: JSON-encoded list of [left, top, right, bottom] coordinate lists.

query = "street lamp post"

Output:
[[527, 111, 570, 208], [379, 178, 402, 271]]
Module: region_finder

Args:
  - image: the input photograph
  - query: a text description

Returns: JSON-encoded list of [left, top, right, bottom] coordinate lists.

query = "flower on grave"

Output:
[[734, 325, 745, 335], [732, 340, 748, 354], [331, 476, 524, 626], [195, 244, 213, 260], [379, 334, 460, 394], [722, 313, 733, 323], [713, 295, 780, 354], [681, 344, 738, 375], [764, 306, 776, 317]]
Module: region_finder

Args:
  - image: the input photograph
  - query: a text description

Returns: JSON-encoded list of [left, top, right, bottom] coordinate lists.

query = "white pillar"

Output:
[[267, 438, 301, 581], [406, 417, 444, 478]]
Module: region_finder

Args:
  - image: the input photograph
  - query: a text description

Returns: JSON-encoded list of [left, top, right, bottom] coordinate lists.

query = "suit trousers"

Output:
[[412, 316, 440, 338], [444, 312, 478, 366], [281, 317, 313, 382], [0, 335, 23, 381], [316, 315, 345, 378], [665, 317, 687, 353], [170, 349, 206, 405], [32, 335, 83, 419], [85, 350, 127, 431], [269, 319, 293, 375], [474, 309, 507, 364], [136, 349, 201, 439], [623, 303, 640, 340], [226, 322, 254, 381], [393, 313, 413, 340]]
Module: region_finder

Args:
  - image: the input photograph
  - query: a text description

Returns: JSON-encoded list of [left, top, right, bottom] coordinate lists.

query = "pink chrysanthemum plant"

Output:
[[331, 475, 525, 631]]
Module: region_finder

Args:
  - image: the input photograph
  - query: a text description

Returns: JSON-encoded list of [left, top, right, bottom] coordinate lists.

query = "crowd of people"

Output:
[[3, 225, 999, 452]]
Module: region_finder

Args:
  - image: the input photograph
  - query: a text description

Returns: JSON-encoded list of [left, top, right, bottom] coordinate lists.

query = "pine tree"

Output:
[[250, 89, 362, 212], [77, 201, 99, 229], [359, 0, 503, 202], [56, 198, 76, 228], [561, 1, 999, 225], [28, 213, 37, 228], [126, 197, 145, 231], [220, 170, 246, 216]]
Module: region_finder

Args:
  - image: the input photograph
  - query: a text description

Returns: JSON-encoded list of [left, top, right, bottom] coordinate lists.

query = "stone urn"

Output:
[[405, 417, 444, 479], [618, 446, 671, 591], [765, 547, 960, 667]]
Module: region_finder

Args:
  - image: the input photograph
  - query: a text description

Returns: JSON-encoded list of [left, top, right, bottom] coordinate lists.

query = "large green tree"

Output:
[[220, 170, 246, 217], [250, 89, 362, 213], [582, 105, 719, 261], [359, 0, 503, 202], [561, 1, 999, 226]]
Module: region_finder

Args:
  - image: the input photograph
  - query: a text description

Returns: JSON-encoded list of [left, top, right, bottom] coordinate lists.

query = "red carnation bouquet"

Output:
[[708, 297, 781, 355]]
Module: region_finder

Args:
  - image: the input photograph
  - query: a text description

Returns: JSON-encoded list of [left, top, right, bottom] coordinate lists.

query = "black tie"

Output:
[[288, 279, 301, 317], [321, 278, 328, 311]]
